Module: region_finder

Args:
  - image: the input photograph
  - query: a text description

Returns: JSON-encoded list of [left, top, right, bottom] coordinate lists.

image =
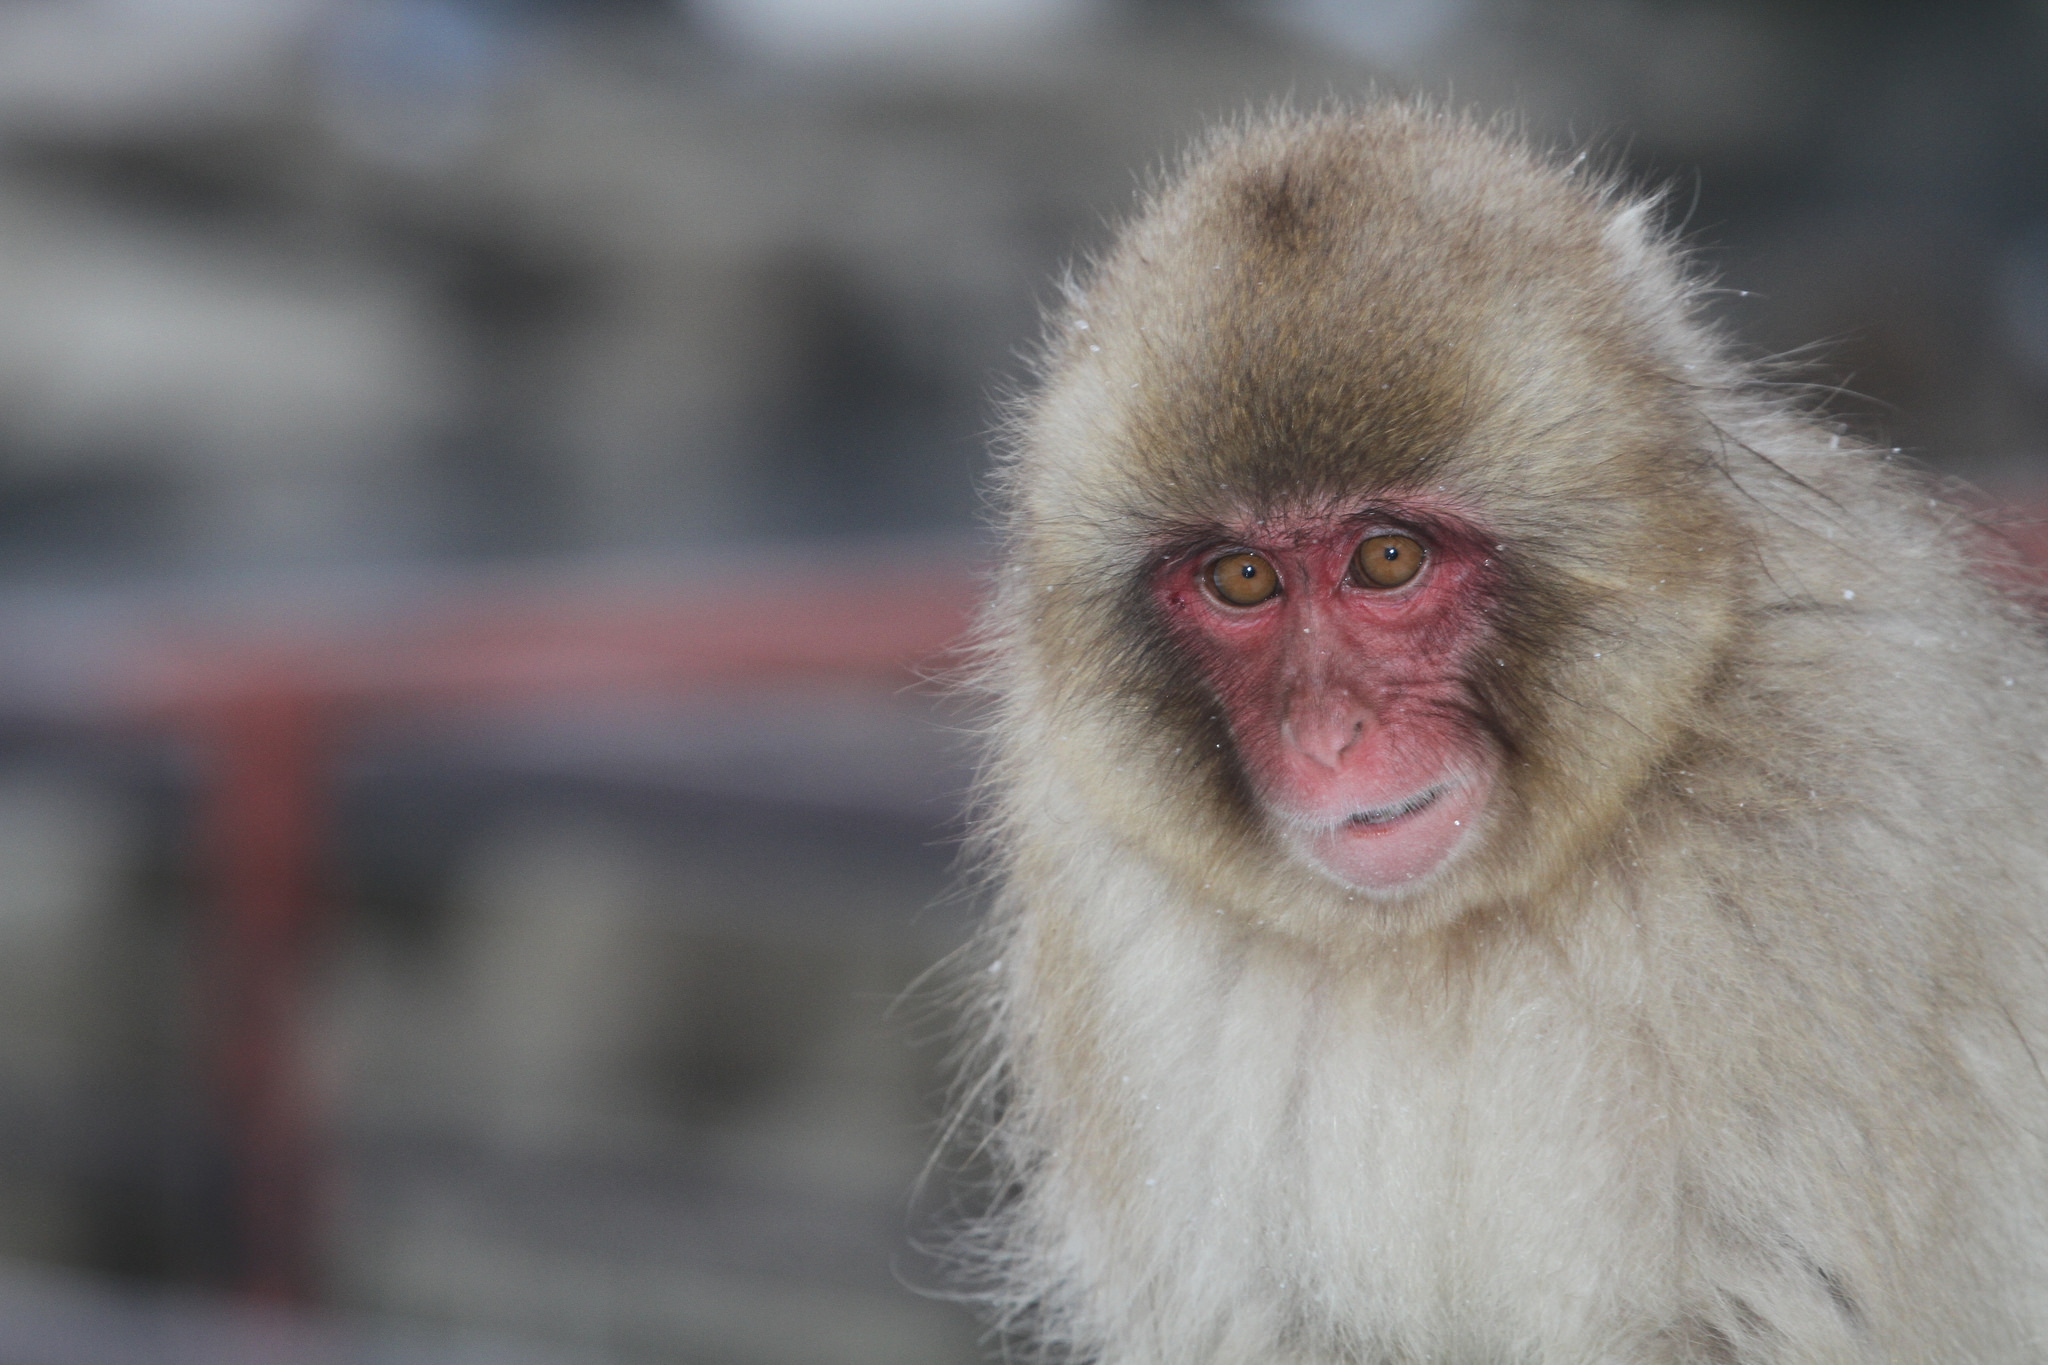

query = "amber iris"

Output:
[[1209, 551, 1280, 606], [1353, 534, 1425, 588]]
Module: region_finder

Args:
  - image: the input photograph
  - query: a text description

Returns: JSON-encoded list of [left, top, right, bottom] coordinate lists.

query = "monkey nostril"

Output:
[[1288, 711, 1368, 769]]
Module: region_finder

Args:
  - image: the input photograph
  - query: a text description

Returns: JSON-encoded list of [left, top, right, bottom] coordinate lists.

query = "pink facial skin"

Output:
[[1154, 507, 1499, 895]]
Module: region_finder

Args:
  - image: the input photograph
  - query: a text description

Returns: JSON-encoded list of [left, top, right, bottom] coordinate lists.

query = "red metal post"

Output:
[[195, 678, 328, 1301]]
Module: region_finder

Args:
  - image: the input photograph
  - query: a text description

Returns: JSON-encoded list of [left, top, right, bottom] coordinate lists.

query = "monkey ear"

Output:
[[1599, 196, 1704, 366], [1598, 199, 1665, 290]]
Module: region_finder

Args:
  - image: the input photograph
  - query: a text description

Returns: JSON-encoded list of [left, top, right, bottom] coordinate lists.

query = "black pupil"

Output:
[[1379, 545, 1400, 561], [1237, 563, 1259, 578]]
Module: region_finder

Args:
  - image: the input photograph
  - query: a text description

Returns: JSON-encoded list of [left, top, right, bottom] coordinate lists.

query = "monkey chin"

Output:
[[1283, 771, 1492, 897]]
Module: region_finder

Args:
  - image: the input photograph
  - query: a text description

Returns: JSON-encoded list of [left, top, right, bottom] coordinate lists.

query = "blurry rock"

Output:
[[0, 0, 317, 137], [0, 766, 137, 1090], [0, 187, 452, 571], [438, 814, 675, 1151]]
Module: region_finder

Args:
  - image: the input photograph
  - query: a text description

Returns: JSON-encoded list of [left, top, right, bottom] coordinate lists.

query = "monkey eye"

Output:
[[1352, 534, 1426, 589], [1208, 551, 1280, 606]]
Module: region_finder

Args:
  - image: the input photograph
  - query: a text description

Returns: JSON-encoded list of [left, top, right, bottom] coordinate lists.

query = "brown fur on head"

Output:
[[994, 104, 1747, 943]]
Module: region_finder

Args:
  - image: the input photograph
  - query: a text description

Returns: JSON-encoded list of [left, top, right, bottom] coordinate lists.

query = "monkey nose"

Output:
[[1282, 706, 1367, 770]]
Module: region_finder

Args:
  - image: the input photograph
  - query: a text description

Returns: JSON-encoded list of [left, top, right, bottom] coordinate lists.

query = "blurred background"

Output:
[[0, 1, 2041, 1362]]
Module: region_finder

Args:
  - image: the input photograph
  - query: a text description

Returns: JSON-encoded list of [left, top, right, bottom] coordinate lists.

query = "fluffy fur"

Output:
[[954, 103, 2048, 1364]]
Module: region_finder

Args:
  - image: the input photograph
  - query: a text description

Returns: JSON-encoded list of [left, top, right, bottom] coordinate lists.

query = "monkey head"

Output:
[[995, 110, 1752, 942]]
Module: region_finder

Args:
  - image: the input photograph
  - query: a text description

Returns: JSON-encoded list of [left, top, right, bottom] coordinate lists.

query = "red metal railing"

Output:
[[116, 552, 983, 1300]]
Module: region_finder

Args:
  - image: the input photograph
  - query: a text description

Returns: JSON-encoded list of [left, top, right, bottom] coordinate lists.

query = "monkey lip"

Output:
[[1286, 772, 1490, 895]]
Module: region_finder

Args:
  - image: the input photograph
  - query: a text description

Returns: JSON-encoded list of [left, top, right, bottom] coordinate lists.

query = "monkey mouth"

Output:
[[1343, 785, 1446, 829], [1283, 771, 1490, 894]]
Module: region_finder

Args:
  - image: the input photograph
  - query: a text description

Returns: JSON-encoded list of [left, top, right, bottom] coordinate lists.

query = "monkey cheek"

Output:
[[1291, 773, 1491, 895]]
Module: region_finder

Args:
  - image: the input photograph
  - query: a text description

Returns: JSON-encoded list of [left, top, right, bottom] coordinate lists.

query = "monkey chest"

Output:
[[1082, 972, 1673, 1348]]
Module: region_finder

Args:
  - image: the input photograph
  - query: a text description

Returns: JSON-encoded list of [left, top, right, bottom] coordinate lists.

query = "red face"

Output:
[[1154, 506, 1499, 895]]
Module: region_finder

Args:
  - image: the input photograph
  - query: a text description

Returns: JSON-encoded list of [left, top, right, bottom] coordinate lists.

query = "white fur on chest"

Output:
[[1025, 861, 1675, 1359]]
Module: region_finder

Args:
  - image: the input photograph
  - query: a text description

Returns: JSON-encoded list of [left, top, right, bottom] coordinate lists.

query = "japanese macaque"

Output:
[[955, 103, 2048, 1364]]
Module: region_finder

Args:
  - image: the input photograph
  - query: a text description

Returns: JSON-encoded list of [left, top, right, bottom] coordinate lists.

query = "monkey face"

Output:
[[1154, 505, 1501, 893]]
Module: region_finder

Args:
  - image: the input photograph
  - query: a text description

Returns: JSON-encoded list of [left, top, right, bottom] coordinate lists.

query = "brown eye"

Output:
[[1209, 552, 1279, 606], [1352, 534, 1425, 589]]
